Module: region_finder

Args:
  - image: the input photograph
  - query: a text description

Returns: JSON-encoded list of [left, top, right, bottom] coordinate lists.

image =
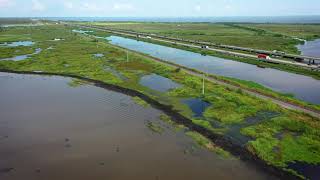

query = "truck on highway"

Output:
[[258, 54, 271, 60]]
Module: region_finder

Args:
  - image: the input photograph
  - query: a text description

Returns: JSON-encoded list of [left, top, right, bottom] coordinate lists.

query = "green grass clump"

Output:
[[186, 131, 232, 158], [132, 96, 150, 108], [67, 78, 91, 87], [146, 121, 164, 134], [159, 114, 186, 131]]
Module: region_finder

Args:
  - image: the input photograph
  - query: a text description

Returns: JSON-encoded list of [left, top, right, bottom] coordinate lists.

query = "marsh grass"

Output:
[[131, 96, 150, 108], [146, 121, 164, 134]]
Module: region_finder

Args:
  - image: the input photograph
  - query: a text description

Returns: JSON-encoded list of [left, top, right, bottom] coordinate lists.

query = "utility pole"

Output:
[[202, 65, 207, 96], [126, 50, 129, 62], [202, 72, 205, 96]]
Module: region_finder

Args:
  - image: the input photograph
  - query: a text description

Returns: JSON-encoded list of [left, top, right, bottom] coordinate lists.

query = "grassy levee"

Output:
[[1, 25, 320, 179]]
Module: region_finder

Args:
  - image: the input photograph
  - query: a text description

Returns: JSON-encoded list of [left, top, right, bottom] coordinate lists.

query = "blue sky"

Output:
[[0, 0, 319, 17]]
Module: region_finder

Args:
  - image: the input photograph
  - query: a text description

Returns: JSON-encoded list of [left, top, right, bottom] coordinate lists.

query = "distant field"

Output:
[[88, 22, 320, 54], [244, 24, 320, 40]]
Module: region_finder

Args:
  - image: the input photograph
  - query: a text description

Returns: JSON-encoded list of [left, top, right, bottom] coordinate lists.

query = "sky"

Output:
[[0, 0, 319, 17]]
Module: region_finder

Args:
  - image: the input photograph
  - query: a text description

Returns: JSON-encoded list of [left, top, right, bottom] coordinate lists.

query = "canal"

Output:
[[0, 72, 276, 180], [106, 36, 320, 105]]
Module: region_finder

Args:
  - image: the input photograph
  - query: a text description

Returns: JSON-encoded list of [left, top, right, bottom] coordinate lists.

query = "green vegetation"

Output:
[[0, 24, 319, 178], [68, 78, 91, 87], [243, 24, 320, 40], [160, 114, 186, 131], [242, 112, 320, 168], [186, 131, 232, 158], [132, 96, 150, 108], [146, 121, 164, 134]]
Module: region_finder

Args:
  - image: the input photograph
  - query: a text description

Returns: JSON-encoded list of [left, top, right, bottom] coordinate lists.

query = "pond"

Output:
[[296, 39, 320, 58], [104, 66, 127, 80], [140, 74, 181, 92], [0, 41, 34, 47], [93, 53, 104, 58], [182, 98, 211, 117], [0, 72, 276, 180], [72, 29, 93, 34], [0, 48, 42, 61], [106, 36, 320, 105]]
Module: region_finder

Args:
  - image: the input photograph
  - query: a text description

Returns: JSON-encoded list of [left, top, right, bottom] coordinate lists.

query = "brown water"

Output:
[[0, 73, 277, 180]]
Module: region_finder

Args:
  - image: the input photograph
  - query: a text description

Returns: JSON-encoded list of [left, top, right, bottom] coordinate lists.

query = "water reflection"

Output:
[[182, 98, 211, 117]]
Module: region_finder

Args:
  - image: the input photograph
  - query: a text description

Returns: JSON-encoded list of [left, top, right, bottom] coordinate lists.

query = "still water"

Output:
[[140, 74, 181, 92], [107, 36, 320, 104], [0, 41, 34, 47], [0, 73, 276, 180], [297, 39, 320, 57], [0, 48, 42, 61], [182, 98, 211, 118]]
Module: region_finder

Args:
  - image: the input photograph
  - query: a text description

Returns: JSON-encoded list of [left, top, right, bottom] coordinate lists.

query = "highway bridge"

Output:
[[69, 23, 320, 70]]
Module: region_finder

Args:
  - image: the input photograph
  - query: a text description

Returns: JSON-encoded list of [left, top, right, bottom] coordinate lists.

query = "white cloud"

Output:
[[112, 3, 134, 11], [225, 5, 232, 10], [32, 0, 45, 11], [194, 5, 201, 12], [64, 1, 73, 9], [81, 2, 102, 11], [0, 0, 14, 8]]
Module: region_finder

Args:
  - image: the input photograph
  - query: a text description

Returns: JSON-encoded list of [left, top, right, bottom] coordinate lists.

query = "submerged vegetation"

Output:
[[186, 131, 232, 158], [132, 96, 150, 107], [67, 78, 91, 87], [146, 121, 164, 134], [0, 24, 319, 179]]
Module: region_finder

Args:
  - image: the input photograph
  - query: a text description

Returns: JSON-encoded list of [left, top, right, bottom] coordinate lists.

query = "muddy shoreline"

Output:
[[0, 69, 300, 180]]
